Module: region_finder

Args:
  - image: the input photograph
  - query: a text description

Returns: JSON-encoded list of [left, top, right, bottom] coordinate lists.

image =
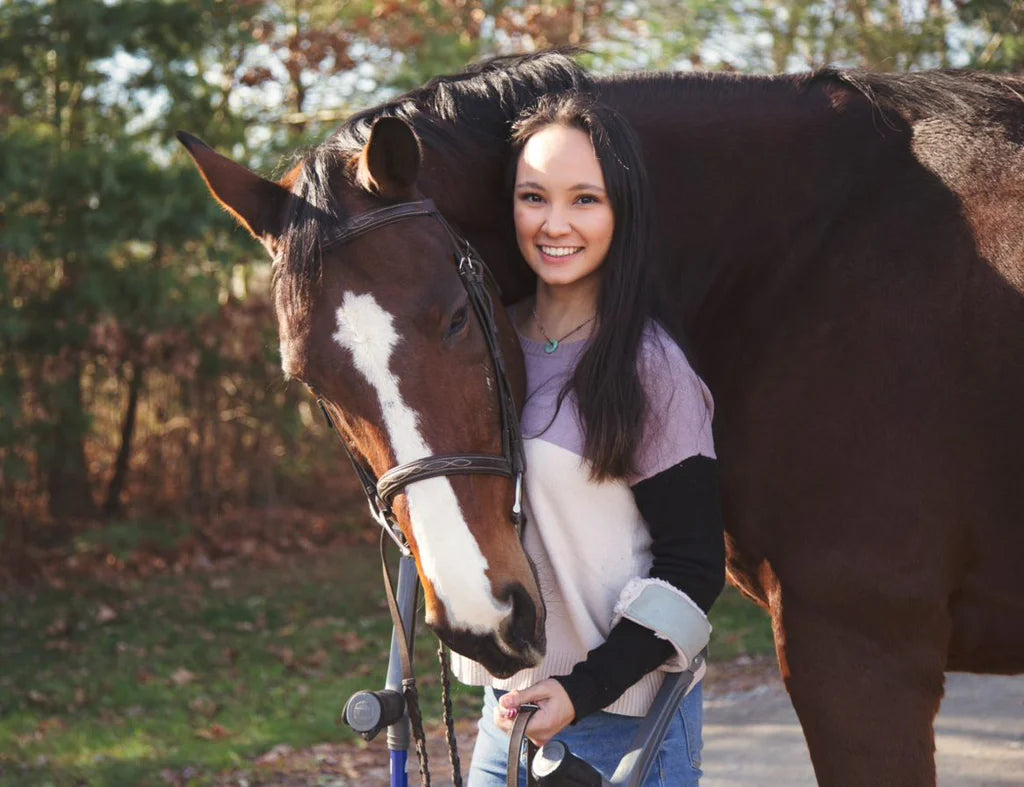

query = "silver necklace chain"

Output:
[[531, 306, 595, 354]]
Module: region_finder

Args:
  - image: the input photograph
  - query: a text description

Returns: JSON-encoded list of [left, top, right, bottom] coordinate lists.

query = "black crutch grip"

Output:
[[343, 689, 406, 741], [533, 740, 608, 786]]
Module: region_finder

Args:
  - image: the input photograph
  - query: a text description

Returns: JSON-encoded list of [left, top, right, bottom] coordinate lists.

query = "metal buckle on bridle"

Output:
[[458, 253, 476, 274], [512, 472, 523, 527]]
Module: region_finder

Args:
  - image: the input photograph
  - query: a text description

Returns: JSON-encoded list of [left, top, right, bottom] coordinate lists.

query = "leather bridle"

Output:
[[315, 198, 526, 556]]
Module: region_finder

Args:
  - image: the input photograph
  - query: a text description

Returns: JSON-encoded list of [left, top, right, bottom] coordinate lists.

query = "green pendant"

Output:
[[544, 339, 558, 354]]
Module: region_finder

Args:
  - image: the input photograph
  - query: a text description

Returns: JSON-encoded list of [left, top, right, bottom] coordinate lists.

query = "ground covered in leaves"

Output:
[[0, 512, 773, 786]]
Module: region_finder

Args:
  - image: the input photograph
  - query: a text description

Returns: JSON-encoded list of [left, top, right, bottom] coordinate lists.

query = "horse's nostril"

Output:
[[499, 582, 538, 651]]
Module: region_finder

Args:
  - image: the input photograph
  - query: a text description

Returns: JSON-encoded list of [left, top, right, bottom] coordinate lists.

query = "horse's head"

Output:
[[178, 117, 544, 677]]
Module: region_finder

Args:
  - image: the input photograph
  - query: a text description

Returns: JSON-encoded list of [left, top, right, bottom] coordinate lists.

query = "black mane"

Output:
[[818, 67, 1024, 133], [275, 51, 590, 311], [273, 54, 1024, 317], [335, 49, 591, 154]]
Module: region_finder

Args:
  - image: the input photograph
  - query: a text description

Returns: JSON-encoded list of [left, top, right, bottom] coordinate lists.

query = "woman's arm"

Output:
[[553, 455, 725, 721]]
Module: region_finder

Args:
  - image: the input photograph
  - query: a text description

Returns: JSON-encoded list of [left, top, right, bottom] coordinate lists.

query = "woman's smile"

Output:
[[539, 245, 584, 260]]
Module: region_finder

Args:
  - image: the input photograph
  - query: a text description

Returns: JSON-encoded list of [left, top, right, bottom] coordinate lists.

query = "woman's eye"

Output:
[[576, 194, 599, 205], [446, 306, 469, 338], [519, 192, 544, 204]]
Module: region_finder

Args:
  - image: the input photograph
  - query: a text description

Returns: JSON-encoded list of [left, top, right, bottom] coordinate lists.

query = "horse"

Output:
[[178, 52, 1024, 785]]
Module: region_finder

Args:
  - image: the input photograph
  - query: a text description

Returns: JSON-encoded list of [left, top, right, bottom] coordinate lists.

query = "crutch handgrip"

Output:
[[343, 689, 407, 741], [533, 740, 609, 786]]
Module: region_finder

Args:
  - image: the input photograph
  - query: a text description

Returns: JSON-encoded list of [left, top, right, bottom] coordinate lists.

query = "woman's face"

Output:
[[513, 123, 614, 292]]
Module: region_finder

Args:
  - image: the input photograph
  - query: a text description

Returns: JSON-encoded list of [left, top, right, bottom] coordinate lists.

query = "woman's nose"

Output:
[[541, 206, 571, 236]]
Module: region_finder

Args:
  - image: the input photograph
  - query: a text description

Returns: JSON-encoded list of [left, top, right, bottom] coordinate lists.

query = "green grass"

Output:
[[708, 584, 775, 661], [0, 544, 481, 785], [0, 544, 773, 786], [71, 517, 193, 561]]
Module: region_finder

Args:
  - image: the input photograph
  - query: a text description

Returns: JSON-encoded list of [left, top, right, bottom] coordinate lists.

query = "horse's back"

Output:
[[615, 70, 1024, 674]]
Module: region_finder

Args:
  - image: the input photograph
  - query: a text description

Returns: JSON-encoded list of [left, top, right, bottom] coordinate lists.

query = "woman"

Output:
[[451, 92, 725, 786]]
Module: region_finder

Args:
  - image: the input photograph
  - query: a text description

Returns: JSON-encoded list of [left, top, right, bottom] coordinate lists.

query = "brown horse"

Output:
[[179, 53, 1024, 785]]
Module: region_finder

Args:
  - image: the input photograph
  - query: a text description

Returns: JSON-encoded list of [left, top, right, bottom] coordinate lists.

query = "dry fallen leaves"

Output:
[[256, 743, 295, 764], [272, 646, 295, 668], [304, 647, 330, 668], [169, 667, 197, 687], [13, 717, 65, 746], [194, 723, 231, 741], [188, 696, 220, 718], [37, 717, 65, 735], [334, 632, 366, 654]]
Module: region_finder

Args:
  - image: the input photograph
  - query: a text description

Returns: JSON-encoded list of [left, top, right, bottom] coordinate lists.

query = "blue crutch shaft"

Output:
[[385, 554, 420, 785]]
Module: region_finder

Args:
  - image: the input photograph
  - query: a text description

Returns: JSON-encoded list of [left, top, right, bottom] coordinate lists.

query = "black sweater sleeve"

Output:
[[553, 455, 725, 721]]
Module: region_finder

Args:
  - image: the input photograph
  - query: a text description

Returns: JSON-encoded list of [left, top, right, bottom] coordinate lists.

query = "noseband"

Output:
[[316, 198, 526, 556]]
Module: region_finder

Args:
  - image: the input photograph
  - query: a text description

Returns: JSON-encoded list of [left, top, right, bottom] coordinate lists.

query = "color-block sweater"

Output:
[[450, 321, 721, 717]]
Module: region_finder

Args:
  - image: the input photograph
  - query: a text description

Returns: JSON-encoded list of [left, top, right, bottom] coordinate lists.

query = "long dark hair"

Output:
[[510, 92, 654, 480]]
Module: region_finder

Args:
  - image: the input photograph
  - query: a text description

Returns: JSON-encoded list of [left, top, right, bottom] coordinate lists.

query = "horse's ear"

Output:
[[356, 117, 421, 198], [176, 131, 289, 242]]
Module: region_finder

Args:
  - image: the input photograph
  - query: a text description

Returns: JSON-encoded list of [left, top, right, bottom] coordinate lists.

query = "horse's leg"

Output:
[[769, 576, 950, 787]]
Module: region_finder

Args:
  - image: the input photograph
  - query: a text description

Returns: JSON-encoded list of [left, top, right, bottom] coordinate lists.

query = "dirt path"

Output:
[[703, 668, 1024, 786], [233, 659, 1024, 785]]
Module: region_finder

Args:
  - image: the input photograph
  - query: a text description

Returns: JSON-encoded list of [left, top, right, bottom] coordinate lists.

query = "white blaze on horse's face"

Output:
[[332, 291, 511, 633]]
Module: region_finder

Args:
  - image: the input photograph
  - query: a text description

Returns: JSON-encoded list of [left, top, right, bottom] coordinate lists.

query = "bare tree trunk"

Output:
[[0, 514, 37, 584], [927, 0, 949, 67], [849, 0, 886, 69], [45, 358, 96, 525], [822, 0, 842, 66], [102, 360, 143, 517], [186, 379, 206, 518], [769, 0, 805, 72]]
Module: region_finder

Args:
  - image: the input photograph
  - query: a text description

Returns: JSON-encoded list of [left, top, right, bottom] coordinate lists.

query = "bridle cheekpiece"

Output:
[[314, 198, 526, 556]]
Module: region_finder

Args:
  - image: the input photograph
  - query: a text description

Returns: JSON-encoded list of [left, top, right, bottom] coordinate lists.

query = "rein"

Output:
[[317, 197, 528, 786]]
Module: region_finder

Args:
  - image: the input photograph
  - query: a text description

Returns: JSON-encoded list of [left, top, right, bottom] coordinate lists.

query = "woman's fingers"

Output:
[[494, 679, 576, 743], [494, 702, 553, 744]]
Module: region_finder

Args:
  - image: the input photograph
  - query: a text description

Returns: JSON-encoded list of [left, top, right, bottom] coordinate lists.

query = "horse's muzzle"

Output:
[[441, 586, 546, 678]]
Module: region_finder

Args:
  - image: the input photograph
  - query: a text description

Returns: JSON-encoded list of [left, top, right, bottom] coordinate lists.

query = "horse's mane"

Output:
[[816, 67, 1024, 134], [275, 50, 591, 311], [273, 55, 1024, 316], [335, 49, 592, 154]]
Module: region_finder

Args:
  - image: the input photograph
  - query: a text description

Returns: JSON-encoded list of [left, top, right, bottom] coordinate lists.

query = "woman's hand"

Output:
[[494, 678, 576, 746]]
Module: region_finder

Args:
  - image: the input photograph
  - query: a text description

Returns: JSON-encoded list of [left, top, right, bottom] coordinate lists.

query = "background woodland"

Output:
[[2, 0, 1022, 571]]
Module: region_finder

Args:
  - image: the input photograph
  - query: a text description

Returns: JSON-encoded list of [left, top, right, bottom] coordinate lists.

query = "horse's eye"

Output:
[[446, 306, 469, 339]]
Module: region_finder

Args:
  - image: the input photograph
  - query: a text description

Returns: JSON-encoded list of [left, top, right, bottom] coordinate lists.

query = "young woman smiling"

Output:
[[450, 93, 726, 786]]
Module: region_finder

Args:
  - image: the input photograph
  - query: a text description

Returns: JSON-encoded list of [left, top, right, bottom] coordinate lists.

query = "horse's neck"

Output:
[[595, 72, 872, 354], [418, 131, 534, 303]]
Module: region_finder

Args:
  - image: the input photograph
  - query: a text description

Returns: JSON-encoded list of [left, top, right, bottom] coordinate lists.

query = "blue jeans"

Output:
[[467, 683, 704, 786]]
